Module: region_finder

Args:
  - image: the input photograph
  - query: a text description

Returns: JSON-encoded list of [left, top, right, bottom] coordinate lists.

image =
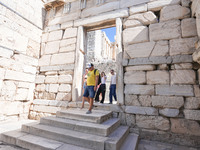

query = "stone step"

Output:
[[1, 130, 92, 150], [21, 123, 107, 150], [105, 126, 129, 150], [56, 108, 112, 124], [40, 116, 120, 136], [120, 133, 139, 150]]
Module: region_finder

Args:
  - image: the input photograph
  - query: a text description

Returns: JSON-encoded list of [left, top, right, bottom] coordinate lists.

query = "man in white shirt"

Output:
[[109, 69, 117, 104]]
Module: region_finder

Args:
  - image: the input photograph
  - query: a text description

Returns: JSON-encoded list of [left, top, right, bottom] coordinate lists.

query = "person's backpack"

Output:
[[94, 69, 101, 85]]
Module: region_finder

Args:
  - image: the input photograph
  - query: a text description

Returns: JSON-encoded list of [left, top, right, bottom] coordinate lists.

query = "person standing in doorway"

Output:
[[83, 63, 99, 114], [109, 69, 117, 104]]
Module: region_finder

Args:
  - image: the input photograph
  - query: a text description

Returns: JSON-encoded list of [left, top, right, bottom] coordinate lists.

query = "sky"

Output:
[[101, 27, 116, 42]]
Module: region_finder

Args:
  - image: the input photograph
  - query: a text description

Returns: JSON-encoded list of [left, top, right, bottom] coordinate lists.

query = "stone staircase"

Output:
[[0, 108, 139, 150]]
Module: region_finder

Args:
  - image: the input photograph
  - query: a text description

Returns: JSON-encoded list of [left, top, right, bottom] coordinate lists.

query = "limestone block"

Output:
[[129, 4, 147, 15], [149, 20, 181, 41], [61, 21, 73, 29], [127, 11, 158, 26], [171, 54, 193, 63], [0, 101, 23, 115], [123, 20, 143, 28], [139, 95, 152, 107], [58, 75, 73, 84], [49, 100, 68, 107], [185, 97, 200, 109], [151, 41, 169, 57], [50, 52, 75, 65], [170, 37, 198, 56], [81, 1, 120, 18], [35, 75, 45, 84], [181, 18, 197, 38], [49, 84, 59, 93], [5, 70, 35, 82], [60, 38, 77, 47], [38, 55, 51, 66], [0, 46, 14, 58], [36, 84, 45, 92], [125, 42, 155, 58], [63, 28, 77, 39], [160, 5, 190, 22], [125, 94, 140, 106], [44, 41, 60, 55], [23, 65, 37, 75], [125, 85, 154, 95], [16, 88, 29, 100], [33, 105, 61, 114], [27, 39, 40, 59], [148, 0, 181, 11], [159, 108, 179, 117], [45, 24, 61, 32], [158, 64, 168, 70], [174, 63, 193, 70], [171, 118, 200, 136], [181, 0, 191, 7], [152, 96, 184, 109], [45, 71, 57, 76], [184, 110, 200, 121], [45, 75, 58, 84], [125, 65, 155, 71], [0, 68, 5, 79], [156, 85, 194, 96], [60, 44, 76, 52], [120, 0, 149, 8], [48, 30, 63, 42], [40, 64, 74, 72], [136, 115, 170, 131], [171, 70, 195, 84], [124, 71, 146, 84], [194, 85, 200, 97], [125, 106, 158, 115], [41, 92, 56, 100], [33, 99, 50, 105], [13, 54, 38, 67], [1, 81, 16, 101], [126, 114, 135, 127], [56, 92, 72, 101], [58, 84, 71, 92], [147, 70, 169, 84], [123, 26, 149, 45]]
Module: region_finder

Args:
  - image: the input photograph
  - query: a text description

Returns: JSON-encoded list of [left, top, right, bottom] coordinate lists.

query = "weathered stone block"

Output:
[[125, 65, 155, 71], [123, 20, 143, 28], [174, 63, 193, 70], [125, 94, 140, 106], [130, 4, 147, 15], [126, 114, 135, 127], [148, 0, 181, 11], [50, 52, 75, 65], [156, 85, 194, 96], [5, 70, 35, 82], [181, 0, 191, 7], [124, 71, 146, 84], [120, 0, 149, 8], [45, 75, 58, 84], [49, 84, 59, 93], [169, 37, 198, 56], [61, 21, 73, 29], [147, 70, 169, 84], [171, 118, 200, 136], [194, 85, 200, 97], [158, 64, 168, 70], [171, 70, 196, 84], [63, 28, 77, 39], [58, 75, 73, 84], [41, 33, 48, 43], [38, 55, 51, 67], [16, 88, 29, 100], [40, 64, 74, 72], [45, 24, 61, 32], [44, 41, 60, 55], [185, 97, 200, 109], [184, 110, 200, 121], [125, 106, 158, 115], [48, 30, 63, 42], [56, 92, 72, 101], [36, 84, 45, 92], [58, 84, 71, 92], [125, 85, 154, 95], [149, 20, 181, 41], [139, 95, 152, 107], [35, 75, 45, 84], [152, 96, 184, 109], [60, 38, 76, 47], [181, 18, 197, 38], [33, 105, 61, 114], [60, 44, 76, 52], [136, 115, 170, 131], [159, 108, 179, 117], [160, 5, 190, 22], [123, 26, 149, 45], [151, 41, 169, 57]]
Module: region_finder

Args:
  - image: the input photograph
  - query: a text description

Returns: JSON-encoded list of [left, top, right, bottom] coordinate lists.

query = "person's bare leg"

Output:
[[88, 98, 94, 111], [81, 97, 90, 109]]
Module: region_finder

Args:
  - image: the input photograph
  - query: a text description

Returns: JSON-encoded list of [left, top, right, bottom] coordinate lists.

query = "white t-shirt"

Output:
[[111, 74, 116, 85], [101, 76, 106, 84]]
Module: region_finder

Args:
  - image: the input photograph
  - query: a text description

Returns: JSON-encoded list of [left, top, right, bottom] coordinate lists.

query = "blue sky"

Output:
[[102, 27, 116, 42]]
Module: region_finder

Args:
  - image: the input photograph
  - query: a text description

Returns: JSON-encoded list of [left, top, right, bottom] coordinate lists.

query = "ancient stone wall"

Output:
[[0, 0, 44, 121], [32, 0, 200, 147]]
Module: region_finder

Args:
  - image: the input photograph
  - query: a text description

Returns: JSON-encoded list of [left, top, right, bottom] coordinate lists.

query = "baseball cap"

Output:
[[87, 63, 93, 68]]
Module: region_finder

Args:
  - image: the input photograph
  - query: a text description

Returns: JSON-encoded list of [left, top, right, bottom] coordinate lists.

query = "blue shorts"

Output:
[[83, 86, 95, 98]]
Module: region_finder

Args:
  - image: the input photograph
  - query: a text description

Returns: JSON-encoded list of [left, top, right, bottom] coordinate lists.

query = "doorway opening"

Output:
[[84, 26, 117, 104]]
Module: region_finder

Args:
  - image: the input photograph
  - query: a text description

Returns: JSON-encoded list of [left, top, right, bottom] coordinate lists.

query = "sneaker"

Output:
[[86, 110, 92, 114]]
